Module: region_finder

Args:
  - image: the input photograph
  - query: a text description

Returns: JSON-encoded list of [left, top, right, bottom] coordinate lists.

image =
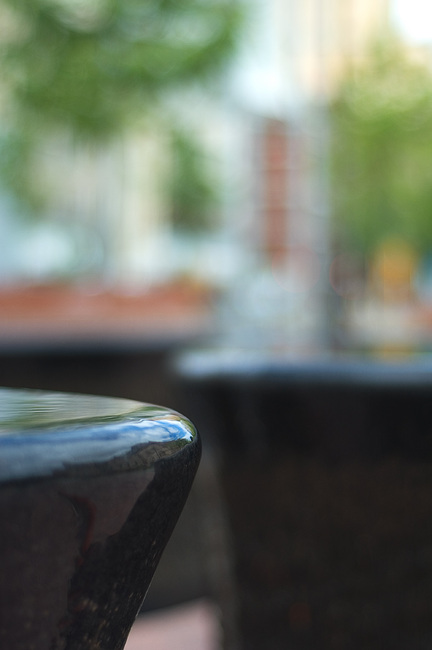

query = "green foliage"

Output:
[[0, 0, 243, 136], [0, 128, 42, 213], [169, 129, 219, 232], [329, 39, 432, 255], [0, 0, 243, 217]]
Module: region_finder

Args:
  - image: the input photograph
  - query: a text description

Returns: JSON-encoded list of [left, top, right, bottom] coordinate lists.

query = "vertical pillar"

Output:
[[259, 118, 290, 268]]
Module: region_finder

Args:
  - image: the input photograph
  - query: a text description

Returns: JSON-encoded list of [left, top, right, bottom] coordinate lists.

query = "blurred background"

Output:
[[2, 0, 432, 648], [1, 0, 432, 353]]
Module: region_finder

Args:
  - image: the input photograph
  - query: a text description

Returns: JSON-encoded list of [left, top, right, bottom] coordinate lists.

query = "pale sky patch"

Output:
[[392, 0, 432, 43]]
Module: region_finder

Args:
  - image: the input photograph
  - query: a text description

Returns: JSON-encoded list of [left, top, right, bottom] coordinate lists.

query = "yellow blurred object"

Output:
[[371, 237, 419, 301]]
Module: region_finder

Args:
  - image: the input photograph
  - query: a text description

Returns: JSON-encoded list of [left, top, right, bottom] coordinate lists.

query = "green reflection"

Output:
[[0, 388, 195, 441]]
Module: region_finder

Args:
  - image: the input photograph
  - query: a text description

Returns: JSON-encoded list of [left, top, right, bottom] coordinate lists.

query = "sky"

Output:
[[392, 0, 432, 43]]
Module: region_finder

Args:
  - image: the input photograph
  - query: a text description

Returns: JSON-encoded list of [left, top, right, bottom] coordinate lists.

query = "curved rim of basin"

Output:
[[0, 387, 198, 483], [174, 348, 432, 389]]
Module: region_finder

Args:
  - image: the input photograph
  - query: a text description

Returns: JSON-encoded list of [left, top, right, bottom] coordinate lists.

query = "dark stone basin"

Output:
[[0, 388, 201, 650], [176, 349, 432, 650]]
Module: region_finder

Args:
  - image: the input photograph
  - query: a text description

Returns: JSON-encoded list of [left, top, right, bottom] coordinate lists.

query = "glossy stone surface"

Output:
[[0, 388, 201, 650]]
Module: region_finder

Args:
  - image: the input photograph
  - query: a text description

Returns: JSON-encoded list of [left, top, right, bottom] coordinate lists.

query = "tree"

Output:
[[170, 127, 220, 232], [1, 0, 242, 135], [0, 0, 243, 215], [329, 38, 432, 256]]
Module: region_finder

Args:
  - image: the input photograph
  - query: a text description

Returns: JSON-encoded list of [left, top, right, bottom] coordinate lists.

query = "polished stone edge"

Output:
[[0, 389, 198, 483]]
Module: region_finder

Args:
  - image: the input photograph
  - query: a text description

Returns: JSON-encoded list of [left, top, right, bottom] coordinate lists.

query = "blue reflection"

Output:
[[0, 389, 197, 482]]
